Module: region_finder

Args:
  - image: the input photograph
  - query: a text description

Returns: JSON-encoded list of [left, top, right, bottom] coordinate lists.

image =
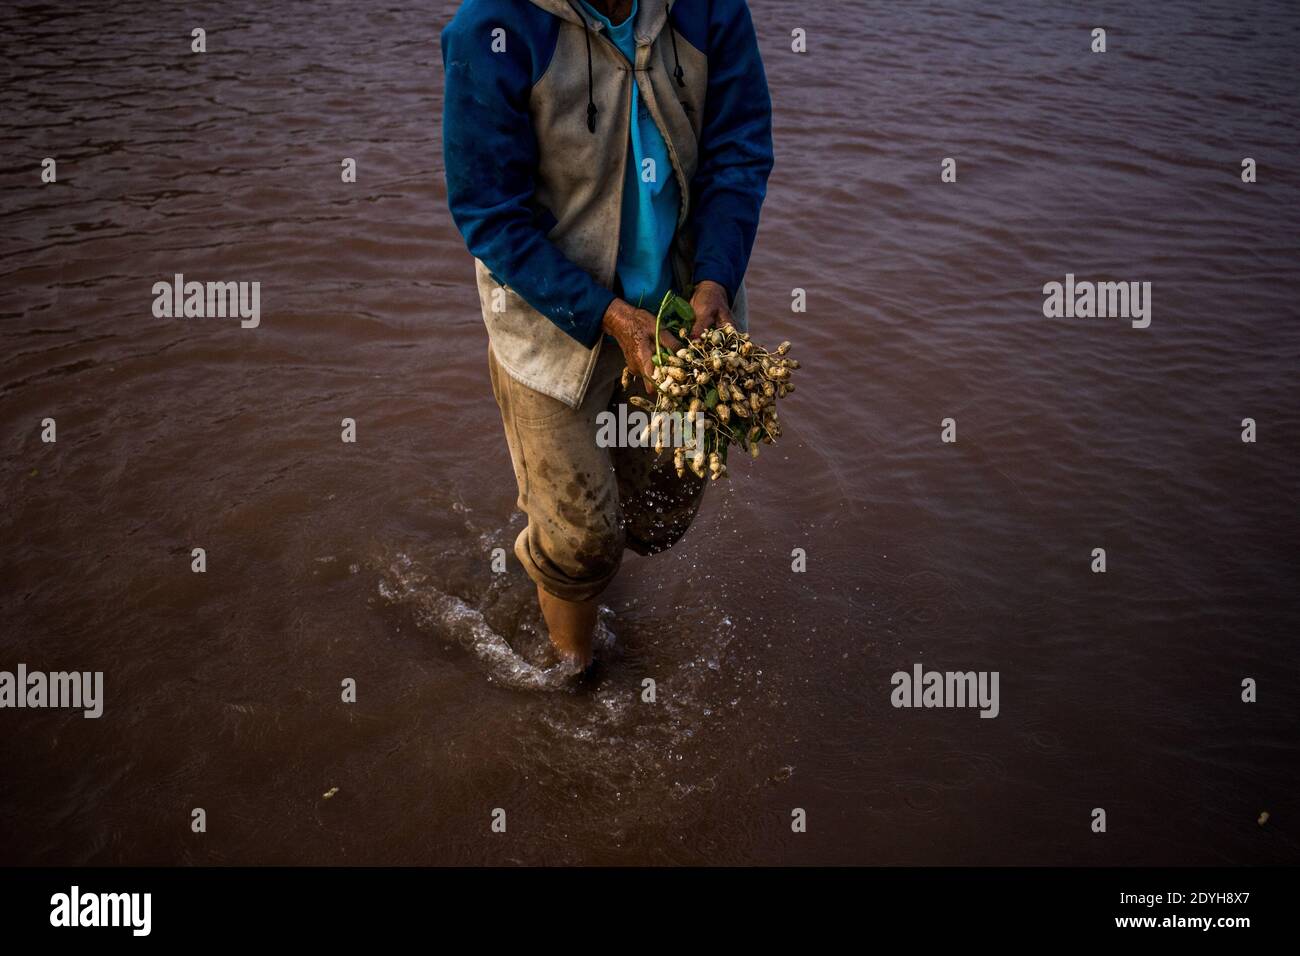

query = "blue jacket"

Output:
[[441, 0, 773, 406]]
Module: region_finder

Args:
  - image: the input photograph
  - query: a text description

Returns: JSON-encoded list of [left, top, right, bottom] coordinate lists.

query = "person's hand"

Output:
[[601, 298, 679, 396], [689, 280, 733, 340]]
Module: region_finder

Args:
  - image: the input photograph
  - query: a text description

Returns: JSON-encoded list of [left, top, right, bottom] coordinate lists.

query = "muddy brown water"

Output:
[[1, 1, 1298, 865]]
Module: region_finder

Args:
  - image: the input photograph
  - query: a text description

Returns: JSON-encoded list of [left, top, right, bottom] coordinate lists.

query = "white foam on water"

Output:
[[377, 551, 613, 692]]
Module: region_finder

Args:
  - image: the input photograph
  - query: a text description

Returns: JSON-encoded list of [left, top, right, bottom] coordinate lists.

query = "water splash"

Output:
[[377, 551, 613, 692]]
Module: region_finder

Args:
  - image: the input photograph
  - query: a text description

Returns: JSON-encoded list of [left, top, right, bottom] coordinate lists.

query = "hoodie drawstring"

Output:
[[582, 16, 598, 131], [567, 1, 599, 132], [665, 3, 685, 87]]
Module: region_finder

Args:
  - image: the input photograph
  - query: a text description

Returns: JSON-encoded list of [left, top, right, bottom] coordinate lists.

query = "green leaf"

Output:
[[672, 295, 695, 323], [703, 387, 719, 409], [652, 291, 695, 352]]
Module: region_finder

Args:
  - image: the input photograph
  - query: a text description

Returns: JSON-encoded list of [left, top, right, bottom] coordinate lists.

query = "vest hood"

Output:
[[528, 0, 671, 45]]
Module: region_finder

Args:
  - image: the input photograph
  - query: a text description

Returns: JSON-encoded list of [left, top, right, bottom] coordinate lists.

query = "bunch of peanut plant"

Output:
[[621, 290, 798, 481]]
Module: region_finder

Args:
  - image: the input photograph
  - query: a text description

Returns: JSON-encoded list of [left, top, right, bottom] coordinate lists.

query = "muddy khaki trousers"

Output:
[[488, 340, 707, 602]]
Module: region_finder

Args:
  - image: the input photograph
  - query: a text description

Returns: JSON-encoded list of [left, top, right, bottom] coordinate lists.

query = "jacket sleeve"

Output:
[[440, 15, 615, 348], [689, 0, 775, 304]]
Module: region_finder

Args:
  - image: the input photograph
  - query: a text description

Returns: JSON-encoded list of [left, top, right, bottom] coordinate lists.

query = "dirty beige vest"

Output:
[[475, 0, 748, 408]]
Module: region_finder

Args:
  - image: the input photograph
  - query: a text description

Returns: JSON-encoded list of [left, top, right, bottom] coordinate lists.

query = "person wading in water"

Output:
[[441, 0, 773, 669]]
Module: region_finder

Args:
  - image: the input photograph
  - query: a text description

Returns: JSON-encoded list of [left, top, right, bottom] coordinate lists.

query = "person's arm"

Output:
[[687, 0, 774, 335], [440, 13, 615, 348]]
